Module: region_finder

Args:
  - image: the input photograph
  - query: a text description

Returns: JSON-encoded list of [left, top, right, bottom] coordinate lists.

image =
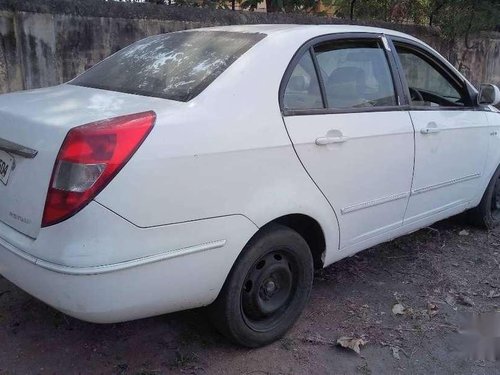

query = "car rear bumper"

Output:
[[0, 210, 257, 323]]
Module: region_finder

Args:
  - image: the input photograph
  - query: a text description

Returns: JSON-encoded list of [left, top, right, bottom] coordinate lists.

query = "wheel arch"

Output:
[[262, 213, 327, 269]]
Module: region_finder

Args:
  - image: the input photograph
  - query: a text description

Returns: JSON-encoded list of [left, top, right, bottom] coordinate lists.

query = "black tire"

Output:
[[469, 164, 500, 229], [208, 223, 314, 348]]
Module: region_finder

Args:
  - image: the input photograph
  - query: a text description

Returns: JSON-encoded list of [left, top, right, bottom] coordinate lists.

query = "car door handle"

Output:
[[420, 122, 441, 135], [315, 136, 349, 145], [420, 128, 441, 134]]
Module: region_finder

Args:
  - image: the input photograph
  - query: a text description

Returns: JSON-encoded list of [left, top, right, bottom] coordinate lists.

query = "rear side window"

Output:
[[70, 31, 265, 102], [283, 52, 324, 110], [314, 40, 397, 109]]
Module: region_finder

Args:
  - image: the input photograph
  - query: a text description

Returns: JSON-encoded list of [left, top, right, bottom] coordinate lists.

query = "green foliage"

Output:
[[240, 0, 261, 10], [137, 0, 500, 38], [333, 0, 499, 39], [334, 0, 432, 23], [239, 0, 317, 11], [431, 0, 500, 40]]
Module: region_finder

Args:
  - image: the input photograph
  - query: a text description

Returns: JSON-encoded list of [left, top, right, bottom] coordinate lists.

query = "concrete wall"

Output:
[[0, 0, 499, 94]]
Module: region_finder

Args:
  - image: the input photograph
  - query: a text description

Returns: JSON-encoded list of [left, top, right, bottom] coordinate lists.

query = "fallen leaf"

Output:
[[380, 341, 408, 359], [391, 346, 400, 360], [457, 295, 475, 306], [392, 303, 405, 315], [488, 290, 500, 298], [336, 336, 367, 354], [458, 230, 470, 236], [427, 302, 439, 317]]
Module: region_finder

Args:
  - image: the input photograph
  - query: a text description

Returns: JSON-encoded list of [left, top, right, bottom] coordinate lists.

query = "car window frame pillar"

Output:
[[387, 35, 477, 111], [279, 32, 409, 117]]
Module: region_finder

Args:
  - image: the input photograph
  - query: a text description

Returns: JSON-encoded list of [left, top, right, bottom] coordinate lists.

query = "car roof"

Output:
[[188, 23, 473, 90], [200, 24, 420, 43]]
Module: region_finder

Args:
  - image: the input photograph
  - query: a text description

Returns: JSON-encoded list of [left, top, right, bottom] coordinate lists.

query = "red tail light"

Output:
[[42, 111, 156, 227]]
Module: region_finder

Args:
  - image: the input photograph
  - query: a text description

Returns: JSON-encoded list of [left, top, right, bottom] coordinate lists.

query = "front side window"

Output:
[[70, 31, 265, 102], [395, 45, 466, 107], [314, 40, 397, 109]]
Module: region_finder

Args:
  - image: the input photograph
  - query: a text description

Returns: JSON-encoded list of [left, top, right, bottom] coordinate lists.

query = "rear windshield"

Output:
[[70, 31, 265, 102]]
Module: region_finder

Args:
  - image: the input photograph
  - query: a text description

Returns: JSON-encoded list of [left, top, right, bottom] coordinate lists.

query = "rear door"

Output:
[[281, 34, 415, 249], [391, 39, 490, 224]]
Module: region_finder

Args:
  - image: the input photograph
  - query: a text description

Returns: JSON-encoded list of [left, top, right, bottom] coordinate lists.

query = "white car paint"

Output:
[[284, 111, 415, 249], [0, 24, 499, 323], [404, 110, 490, 223]]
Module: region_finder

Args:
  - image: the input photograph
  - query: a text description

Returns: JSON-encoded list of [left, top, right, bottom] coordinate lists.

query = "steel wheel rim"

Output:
[[240, 249, 298, 332]]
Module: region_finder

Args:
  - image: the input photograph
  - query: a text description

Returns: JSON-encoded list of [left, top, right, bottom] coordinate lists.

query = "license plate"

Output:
[[0, 150, 14, 185]]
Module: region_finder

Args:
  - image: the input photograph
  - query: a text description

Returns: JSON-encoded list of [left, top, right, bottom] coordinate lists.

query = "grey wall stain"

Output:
[[0, 0, 498, 94]]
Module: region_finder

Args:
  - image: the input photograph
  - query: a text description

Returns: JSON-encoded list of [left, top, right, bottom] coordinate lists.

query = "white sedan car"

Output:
[[0, 25, 499, 347]]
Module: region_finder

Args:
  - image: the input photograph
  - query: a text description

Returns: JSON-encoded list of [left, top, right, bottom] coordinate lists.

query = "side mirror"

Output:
[[478, 84, 500, 106]]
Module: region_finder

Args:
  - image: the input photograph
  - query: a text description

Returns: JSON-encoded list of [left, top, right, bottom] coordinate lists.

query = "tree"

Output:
[[332, 0, 499, 37], [434, 0, 498, 38], [121, 0, 500, 32], [428, 0, 448, 26], [349, 0, 356, 20]]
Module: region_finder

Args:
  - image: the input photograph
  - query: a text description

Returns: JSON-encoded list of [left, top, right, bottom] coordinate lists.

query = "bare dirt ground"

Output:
[[1, 215, 500, 375]]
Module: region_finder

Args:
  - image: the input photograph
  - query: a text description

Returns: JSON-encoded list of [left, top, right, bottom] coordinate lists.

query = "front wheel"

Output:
[[469, 164, 500, 229], [209, 224, 314, 347]]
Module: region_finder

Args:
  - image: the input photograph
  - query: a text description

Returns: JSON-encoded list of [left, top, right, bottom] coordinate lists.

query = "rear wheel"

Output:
[[209, 224, 314, 347], [469, 165, 500, 229]]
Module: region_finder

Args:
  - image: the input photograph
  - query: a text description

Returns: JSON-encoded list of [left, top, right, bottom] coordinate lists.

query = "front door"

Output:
[[391, 40, 490, 224], [282, 35, 414, 249]]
